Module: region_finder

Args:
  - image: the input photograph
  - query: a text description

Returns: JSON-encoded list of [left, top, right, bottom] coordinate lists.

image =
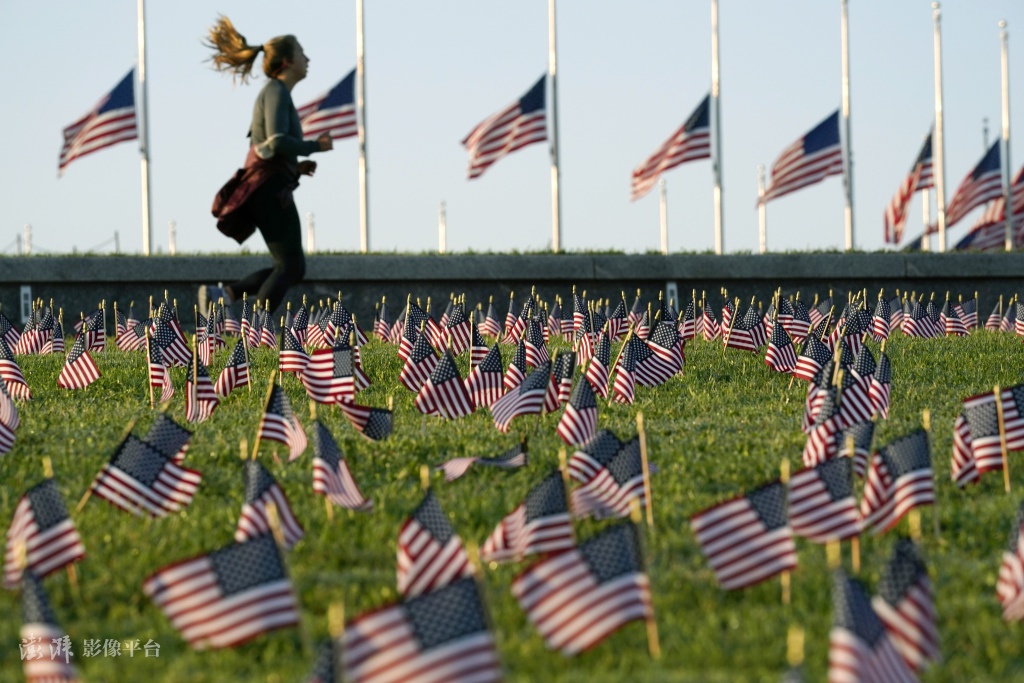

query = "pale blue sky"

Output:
[[2, 1, 1022, 255]]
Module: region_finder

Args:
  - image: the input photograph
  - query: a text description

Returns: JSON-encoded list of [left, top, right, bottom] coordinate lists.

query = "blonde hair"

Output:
[[204, 16, 297, 84]]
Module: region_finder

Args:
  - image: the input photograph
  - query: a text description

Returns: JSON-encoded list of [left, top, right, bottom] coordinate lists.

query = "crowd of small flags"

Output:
[[5, 283, 1024, 681]]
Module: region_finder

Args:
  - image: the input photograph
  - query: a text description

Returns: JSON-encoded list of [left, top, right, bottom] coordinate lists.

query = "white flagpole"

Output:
[[711, 0, 724, 254], [1001, 20, 1013, 252], [137, 0, 152, 256], [356, 0, 369, 253], [758, 165, 767, 253], [659, 179, 668, 254], [933, 2, 948, 252], [548, 0, 562, 252], [840, 0, 854, 250], [921, 187, 931, 251]]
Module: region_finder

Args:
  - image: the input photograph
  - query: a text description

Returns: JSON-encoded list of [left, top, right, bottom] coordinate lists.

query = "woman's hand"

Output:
[[317, 133, 333, 152], [297, 160, 317, 176]]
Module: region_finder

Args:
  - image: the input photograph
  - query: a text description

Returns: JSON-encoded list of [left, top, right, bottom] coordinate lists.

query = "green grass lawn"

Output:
[[2, 328, 1024, 682]]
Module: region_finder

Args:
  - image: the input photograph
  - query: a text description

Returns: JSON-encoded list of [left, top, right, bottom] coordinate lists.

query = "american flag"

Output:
[[627, 291, 644, 327], [374, 298, 391, 342], [117, 319, 149, 352], [399, 330, 438, 393], [479, 298, 503, 338], [998, 502, 1024, 622], [144, 535, 300, 650], [258, 309, 276, 348], [338, 401, 394, 442], [954, 296, 978, 330], [568, 429, 623, 483], [482, 470, 574, 564], [58, 70, 137, 175], [0, 337, 30, 400], [20, 572, 80, 683], [397, 490, 472, 597], [56, 334, 100, 390], [584, 330, 611, 398], [829, 570, 918, 683], [257, 385, 308, 462], [871, 296, 892, 342], [415, 350, 475, 419], [504, 339, 529, 392], [606, 298, 627, 340], [42, 317, 65, 356], [702, 303, 722, 341], [634, 309, 651, 341], [839, 420, 876, 478], [957, 386, 1024, 481], [445, 302, 473, 355], [499, 293, 519, 345], [645, 320, 684, 380], [765, 319, 798, 373], [437, 441, 528, 482], [297, 69, 357, 140], [143, 413, 191, 466], [343, 578, 501, 683], [463, 74, 547, 179], [543, 349, 576, 413], [0, 310, 20, 349], [610, 335, 638, 405], [83, 310, 106, 352], [311, 420, 372, 511], [290, 303, 308, 344], [470, 324, 489, 369], [679, 300, 697, 341], [803, 389, 848, 467], [951, 410, 980, 488], [522, 318, 549, 368], [235, 460, 305, 549], [557, 375, 598, 447], [864, 432, 937, 532], [889, 295, 905, 331], [986, 301, 1005, 330], [303, 343, 355, 405], [398, 301, 429, 360], [884, 133, 933, 244], [761, 110, 843, 204], [942, 299, 968, 337], [723, 309, 760, 353], [490, 361, 551, 433], [0, 379, 18, 451], [1002, 300, 1017, 332], [278, 327, 310, 376], [4, 479, 85, 589], [872, 538, 941, 673], [89, 435, 201, 517], [464, 343, 505, 408], [958, 166, 1024, 251], [787, 299, 813, 342], [940, 140, 1004, 230], [787, 457, 862, 543], [631, 94, 711, 200], [148, 340, 175, 404], [547, 300, 563, 342], [690, 481, 798, 590], [511, 522, 651, 656], [151, 316, 191, 367], [214, 340, 250, 398], [570, 437, 648, 520]]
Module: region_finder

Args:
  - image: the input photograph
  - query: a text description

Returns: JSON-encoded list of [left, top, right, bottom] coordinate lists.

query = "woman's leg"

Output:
[[227, 175, 305, 313]]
